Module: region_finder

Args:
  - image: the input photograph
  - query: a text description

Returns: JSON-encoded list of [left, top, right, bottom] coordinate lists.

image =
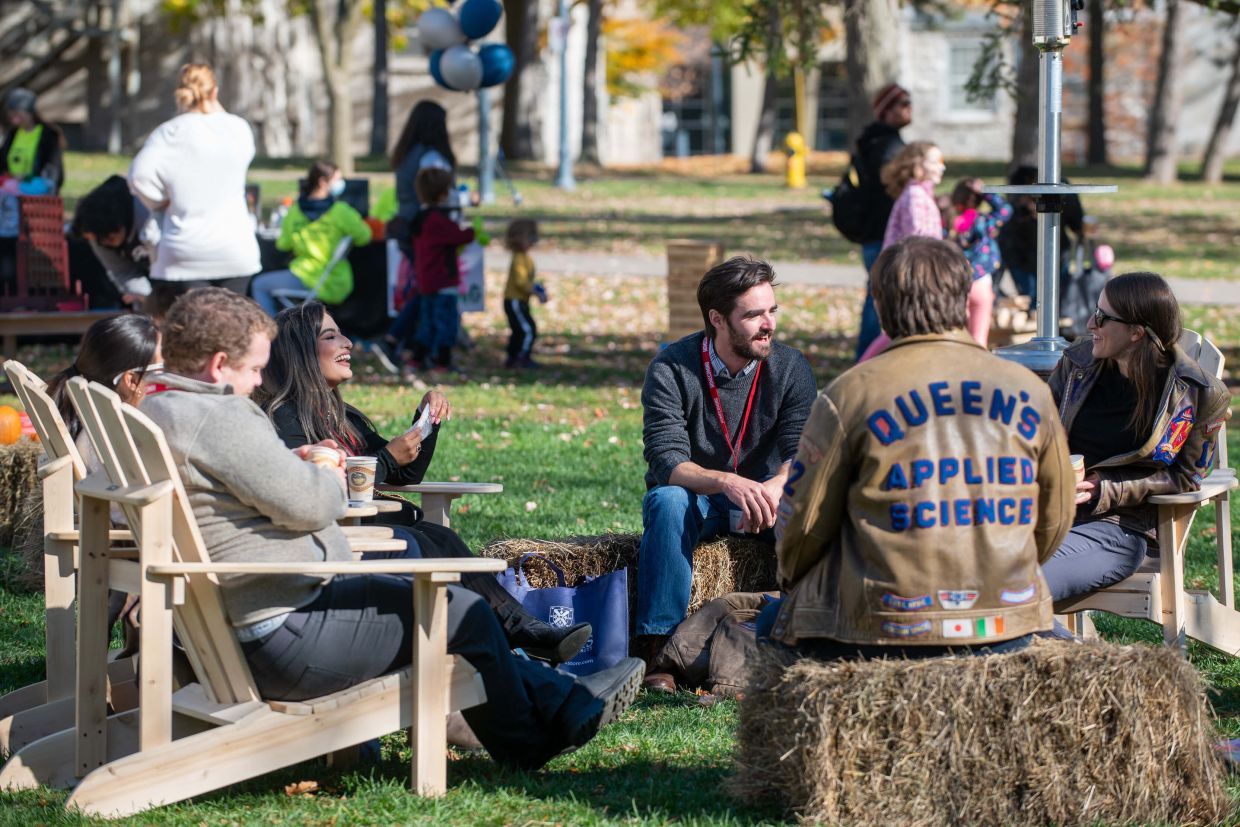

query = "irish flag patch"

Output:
[[975, 616, 1005, 637]]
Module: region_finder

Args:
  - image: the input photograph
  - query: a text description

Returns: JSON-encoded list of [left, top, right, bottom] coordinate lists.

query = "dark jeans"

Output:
[[504, 299, 537, 361], [387, 295, 421, 351], [415, 292, 459, 367], [1042, 519, 1149, 604], [754, 597, 1034, 659], [854, 241, 884, 360], [241, 577, 582, 769], [146, 275, 254, 317]]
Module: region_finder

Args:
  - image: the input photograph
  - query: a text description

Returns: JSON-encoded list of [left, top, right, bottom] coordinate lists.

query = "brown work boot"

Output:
[[633, 634, 677, 693]]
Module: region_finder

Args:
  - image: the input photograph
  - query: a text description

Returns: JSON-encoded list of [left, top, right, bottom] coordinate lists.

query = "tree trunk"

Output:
[[750, 67, 777, 172], [1144, 0, 1185, 184], [502, 0, 542, 160], [579, 0, 603, 164], [1011, 2, 1039, 168], [309, 0, 365, 174], [1086, 0, 1107, 166], [1201, 32, 1240, 184], [369, 0, 389, 158], [843, 0, 901, 141]]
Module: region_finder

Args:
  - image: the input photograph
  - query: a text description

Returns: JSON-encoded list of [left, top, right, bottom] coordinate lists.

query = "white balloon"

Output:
[[440, 45, 483, 91], [418, 8, 464, 51]]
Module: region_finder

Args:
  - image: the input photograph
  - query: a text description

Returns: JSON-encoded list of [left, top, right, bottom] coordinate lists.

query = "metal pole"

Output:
[[107, 0, 123, 154], [1036, 49, 1063, 339], [554, 0, 576, 191], [478, 88, 496, 204]]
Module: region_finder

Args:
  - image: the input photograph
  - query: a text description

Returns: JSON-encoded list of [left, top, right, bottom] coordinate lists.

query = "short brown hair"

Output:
[[696, 256, 778, 336], [162, 287, 276, 375], [870, 237, 970, 339], [505, 218, 538, 252], [415, 167, 454, 205]]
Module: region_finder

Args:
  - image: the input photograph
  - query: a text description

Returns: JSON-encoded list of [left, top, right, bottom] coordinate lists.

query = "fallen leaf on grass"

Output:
[[284, 780, 319, 797], [525, 501, 538, 511]]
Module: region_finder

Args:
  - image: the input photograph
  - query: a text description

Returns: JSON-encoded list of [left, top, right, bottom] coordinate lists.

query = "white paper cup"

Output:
[[1070, 454, 1086, 486], [728, 509, 744, 534], [345, 456, 378, 504]]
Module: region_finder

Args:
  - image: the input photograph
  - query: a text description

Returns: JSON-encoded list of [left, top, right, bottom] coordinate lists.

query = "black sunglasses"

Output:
[[1092, 307, 1130, 328], [1092, 306, 1168, 353]]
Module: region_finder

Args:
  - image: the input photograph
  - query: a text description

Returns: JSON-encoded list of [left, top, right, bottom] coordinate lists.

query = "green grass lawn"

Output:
[[59, 150, 1240, 282], [1, 263, 1239, 820]]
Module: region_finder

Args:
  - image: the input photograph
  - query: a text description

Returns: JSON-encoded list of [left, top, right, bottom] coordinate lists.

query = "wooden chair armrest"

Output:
[[147, 559, 505, 577], [37, 453, 75, 480], [76, 474, 174, 507], [377, 482, 503, 496], [347, 538, 408, 553], [341, 525, 395, 539], [1148, 473, 1238, 505]]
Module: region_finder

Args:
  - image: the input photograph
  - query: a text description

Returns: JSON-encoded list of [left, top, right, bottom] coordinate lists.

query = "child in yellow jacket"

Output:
[[503, 219, 546, 368]]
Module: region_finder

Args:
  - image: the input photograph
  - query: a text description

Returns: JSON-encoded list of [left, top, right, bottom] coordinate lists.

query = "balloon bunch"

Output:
[[417, 0, 515, 91]]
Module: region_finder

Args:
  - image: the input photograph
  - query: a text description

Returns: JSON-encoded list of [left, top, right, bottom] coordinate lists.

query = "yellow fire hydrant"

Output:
[[785, 131, 806, 189]]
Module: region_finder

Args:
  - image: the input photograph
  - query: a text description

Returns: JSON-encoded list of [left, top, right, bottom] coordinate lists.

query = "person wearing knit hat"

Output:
[[848, 81, 911, 360], [1, 85, 64, 192]]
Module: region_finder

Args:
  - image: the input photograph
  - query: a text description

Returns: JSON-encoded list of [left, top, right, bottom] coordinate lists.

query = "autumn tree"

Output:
[[1201, 26, 1240, 183]]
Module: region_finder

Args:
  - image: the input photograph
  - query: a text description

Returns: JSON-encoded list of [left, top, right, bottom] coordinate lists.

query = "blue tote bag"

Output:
[[497, 553, 628, 676]]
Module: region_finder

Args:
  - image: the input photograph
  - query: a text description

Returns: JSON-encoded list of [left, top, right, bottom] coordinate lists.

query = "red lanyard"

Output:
[[701, 336, 762, 471]]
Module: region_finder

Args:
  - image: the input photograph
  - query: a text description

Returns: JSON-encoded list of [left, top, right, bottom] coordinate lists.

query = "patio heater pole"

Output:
[[990, 0, 1115, 376]]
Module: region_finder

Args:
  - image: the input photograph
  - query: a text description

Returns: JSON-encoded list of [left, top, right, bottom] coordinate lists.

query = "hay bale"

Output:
[[0, 440, 40, 547], [478, 532, 776, 626], [732, 639, 1234, 827], [7, 488, 44, 592]]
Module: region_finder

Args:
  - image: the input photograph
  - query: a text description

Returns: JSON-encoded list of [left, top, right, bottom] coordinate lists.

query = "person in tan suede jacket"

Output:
[[765, 237, 1075, 654]]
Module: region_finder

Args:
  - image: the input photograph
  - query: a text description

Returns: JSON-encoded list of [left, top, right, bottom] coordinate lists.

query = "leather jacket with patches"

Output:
[[771, 331, 1075, 647], [1047, 339, 1232, 537]]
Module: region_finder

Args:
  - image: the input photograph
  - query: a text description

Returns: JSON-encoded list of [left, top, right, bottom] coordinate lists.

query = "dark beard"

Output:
[[727, 322, 772, 362]]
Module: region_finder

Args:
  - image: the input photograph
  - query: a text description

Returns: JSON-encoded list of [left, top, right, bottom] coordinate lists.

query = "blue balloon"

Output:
[[429, 49, 456, 90], [478, 43, 515, 88], [458, 0, 503, 40]]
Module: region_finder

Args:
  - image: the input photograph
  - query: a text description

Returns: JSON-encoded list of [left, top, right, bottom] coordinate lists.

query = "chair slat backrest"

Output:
[[4, 360, 85, 480], [67, 378, 259, 704]]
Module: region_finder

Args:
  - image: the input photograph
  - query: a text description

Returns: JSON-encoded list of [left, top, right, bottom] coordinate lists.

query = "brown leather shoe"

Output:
[[642, 670, 677, 693]]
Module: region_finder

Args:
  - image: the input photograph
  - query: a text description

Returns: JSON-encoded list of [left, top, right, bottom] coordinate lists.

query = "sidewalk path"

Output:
[[484, 249, 1240, 306]]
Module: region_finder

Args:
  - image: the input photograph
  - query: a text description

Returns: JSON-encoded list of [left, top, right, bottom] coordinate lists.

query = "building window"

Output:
[[947, 41, 996, 113]]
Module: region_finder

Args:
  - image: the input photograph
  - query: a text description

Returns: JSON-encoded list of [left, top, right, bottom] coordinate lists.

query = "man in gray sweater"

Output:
[[142, 287, 643, 769], [636, 257, 816, 692]]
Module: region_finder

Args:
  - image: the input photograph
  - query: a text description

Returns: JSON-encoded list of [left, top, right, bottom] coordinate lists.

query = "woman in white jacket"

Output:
[[129, 63, 261, 310]]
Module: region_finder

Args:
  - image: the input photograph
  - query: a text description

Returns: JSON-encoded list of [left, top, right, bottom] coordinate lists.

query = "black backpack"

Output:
[[829, 156, 868, 244]]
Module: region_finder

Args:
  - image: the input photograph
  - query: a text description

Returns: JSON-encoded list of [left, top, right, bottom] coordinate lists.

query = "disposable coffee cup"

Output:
[[728, 509, 745, 534], [1070, 454, 1086, 486], [345, 456, 378, 504], [306, 446, 341, 468]]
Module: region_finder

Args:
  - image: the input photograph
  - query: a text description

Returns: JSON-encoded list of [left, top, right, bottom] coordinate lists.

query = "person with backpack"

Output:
[[830, 83, 911, 360]]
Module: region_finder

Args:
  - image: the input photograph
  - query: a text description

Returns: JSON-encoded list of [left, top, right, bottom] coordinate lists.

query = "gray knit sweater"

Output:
[[642, 332, 817, 489], [142, 374, 351, 626]]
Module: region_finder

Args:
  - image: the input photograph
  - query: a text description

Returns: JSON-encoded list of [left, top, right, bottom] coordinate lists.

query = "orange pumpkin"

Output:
[[0, 405, 20, 445]]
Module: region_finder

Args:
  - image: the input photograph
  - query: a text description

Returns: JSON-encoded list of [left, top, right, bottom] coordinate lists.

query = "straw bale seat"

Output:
[[733, 639, 1234, 827], [0, 439, 40, 546], [479, 532, 777, 628]]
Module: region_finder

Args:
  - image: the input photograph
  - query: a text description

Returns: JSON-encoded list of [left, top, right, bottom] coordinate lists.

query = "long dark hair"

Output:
[[255, 301, 365, 452], [302, 159, 338, 197], [1100, 272, 1182, 437], [45, 315, 160, 438], [390, 100, 455, 171]]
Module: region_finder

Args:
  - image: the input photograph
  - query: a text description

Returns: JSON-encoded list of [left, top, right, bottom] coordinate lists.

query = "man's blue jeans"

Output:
[[854, 241, 884, 360], [636, 486, 735, 637]]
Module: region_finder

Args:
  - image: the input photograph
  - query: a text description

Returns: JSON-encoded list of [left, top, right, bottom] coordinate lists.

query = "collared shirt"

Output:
[[707, 336, 758, 380]]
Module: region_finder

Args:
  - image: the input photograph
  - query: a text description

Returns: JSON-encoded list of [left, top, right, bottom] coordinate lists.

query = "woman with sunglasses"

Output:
[[46, 314, 162, 443], [1041, 272, 1230, 604]]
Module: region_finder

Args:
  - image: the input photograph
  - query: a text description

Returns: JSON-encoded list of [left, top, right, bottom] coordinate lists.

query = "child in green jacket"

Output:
[[252, 160, 371, 315]]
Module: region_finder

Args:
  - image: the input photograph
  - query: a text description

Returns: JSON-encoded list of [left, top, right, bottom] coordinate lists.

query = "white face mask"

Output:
[[328, 178, 346, 198]]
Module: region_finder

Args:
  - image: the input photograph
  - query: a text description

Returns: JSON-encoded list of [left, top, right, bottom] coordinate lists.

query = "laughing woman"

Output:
[[255, 300, 589, 664], [1041, 272, 1231, 603]]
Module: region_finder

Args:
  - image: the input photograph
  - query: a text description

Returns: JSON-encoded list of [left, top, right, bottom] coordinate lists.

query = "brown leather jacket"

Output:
[[770, 331, 1075, 647], [1048, 340, 1232, 536]]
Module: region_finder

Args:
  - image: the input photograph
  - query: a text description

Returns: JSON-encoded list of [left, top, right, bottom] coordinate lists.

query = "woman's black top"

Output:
[[270, 403, 439, 486], [1067, 362, 1145, 468]]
